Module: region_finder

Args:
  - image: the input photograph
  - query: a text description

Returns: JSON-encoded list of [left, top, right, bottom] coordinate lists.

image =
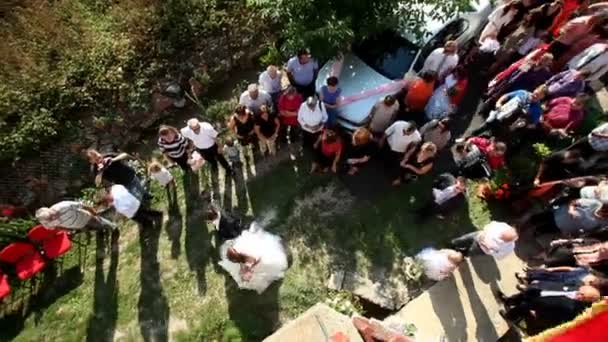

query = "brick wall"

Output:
[[0, 144, 90, 208]]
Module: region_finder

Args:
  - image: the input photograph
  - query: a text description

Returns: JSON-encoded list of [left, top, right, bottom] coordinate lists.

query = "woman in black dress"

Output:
[[228, 105, 256, 146], [393, 142, 437, 186], [346, 128, 376, 175]]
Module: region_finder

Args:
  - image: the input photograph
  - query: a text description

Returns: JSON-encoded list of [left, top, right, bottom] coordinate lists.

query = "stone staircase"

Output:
[[384, 253, 524, 342]]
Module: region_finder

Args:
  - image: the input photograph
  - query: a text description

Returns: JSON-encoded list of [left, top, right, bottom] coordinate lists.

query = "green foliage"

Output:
[[249, 0, 471, 60], [324, 290, 363, 316], [533, 143, 553, 159], [0, 0, 266, 162], [0, 217, 37, 246], [204, 99, 238, 125], [259, 44, 284, 67], [489, 167, 510, 191]]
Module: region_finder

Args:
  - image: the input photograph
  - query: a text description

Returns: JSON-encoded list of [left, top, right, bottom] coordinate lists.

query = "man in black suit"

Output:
[[204, 205, 245, 243], [496, 285, 600, 335]]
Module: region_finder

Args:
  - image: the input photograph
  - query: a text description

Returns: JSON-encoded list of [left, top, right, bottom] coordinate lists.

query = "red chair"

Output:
[[0, 271, 9, 300], [0, 242, 46, 280], [27, 225, 72, 259]]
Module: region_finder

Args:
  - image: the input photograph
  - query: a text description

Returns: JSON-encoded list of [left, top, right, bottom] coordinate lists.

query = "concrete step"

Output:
[[264, 303, 364, 342], [384, 253, 524, 342]]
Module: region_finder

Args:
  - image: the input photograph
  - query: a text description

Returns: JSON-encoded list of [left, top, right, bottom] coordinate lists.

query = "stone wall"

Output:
[[0, 143, 90, 208]]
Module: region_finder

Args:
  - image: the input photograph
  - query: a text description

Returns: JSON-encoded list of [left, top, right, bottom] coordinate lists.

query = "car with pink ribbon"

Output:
[[315, 1, 492, 131]]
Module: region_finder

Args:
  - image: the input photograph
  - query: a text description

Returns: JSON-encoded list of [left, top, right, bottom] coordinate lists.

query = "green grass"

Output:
[[3, 151, 492, 342]]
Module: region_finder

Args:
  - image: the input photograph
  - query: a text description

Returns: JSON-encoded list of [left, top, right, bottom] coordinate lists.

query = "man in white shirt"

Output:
[[258, 65, 282, 106], [568, 43, 608, 82], [381, 120, 421, 157], [450, 221, 518, 259], [104, 185, 162, 226], [422, 41, 459, 81], [415, 174, 466, 222], [239, 83, 273, 115], [297, 97, 328, 147], [36, 201, 117, 232], [287, 48, 319, 97], [181, 118, 232, 173]]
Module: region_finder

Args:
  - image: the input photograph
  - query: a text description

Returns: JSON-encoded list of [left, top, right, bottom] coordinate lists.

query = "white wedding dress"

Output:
[[218, 223, 288, 294], [415, 248, 456, 281]]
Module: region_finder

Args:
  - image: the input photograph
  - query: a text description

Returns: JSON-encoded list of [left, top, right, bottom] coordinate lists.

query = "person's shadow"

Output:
[[138, 221, 170, 342], [460, 259, 500, 342], [182, 171, 212, 295], [223, 274, 281, 341], [429, 276, 469, 341], [165, 182, 183, 259], [86, 230, 119, 342]]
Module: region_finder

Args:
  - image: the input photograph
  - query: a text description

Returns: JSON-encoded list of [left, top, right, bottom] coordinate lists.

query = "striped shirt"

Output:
[[42, 201, 93, 230], [158, 134, 188, 159]]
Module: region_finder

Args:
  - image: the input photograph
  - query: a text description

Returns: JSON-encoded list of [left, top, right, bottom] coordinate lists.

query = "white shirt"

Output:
[[181, 122, 218, 149], [258, 71, 282, 94], [433, 185, 461, 205], [151, 167, 173, 186], [476, 221, 515, 259], [422, 48, 459, 79], [540, 290, 577, 299], [239, 90, 272, 114], [297, 102, 328, 133], [568, 43, 608, 81], [41, 201, 93, 230], [384, 121, 421, 153], [111, 185, 141, 219]]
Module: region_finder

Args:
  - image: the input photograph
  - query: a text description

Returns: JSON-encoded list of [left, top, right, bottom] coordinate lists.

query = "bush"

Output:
[[248, 0, 471, 60], [204, 99, 238, 126]]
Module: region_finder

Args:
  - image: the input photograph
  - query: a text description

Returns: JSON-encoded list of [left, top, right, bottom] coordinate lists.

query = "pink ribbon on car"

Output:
[[328, 55, 407, 107]]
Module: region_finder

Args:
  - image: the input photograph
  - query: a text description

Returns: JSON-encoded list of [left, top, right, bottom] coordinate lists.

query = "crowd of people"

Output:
[[26, 0, 608, 338]]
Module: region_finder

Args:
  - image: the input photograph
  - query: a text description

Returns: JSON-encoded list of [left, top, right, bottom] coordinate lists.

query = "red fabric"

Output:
[[321, 138, 343, 157], [468, 137, 505, 170], [278, 93, 303, 126], [0, 272, 9, 300], [405, 79, 435, 111], [0, 205, 28, 218], [546, 300, 608, 342], [449, 78, 469, 106], [549, 0, 586, 37], [490, 45, 550, 87], [542, 97, 584, 130], [27, 225, 72, 259], [0, 242, 46, 280]]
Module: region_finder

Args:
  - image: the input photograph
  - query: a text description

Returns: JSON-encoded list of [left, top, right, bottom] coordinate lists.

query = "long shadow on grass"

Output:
[[223, 275, 281, 341], [165, 182, 182, 259], [86, 230, 119, 342], [0, 265, 84, 341], [138, 220, 169, 342], [182, 171, 212, 295]]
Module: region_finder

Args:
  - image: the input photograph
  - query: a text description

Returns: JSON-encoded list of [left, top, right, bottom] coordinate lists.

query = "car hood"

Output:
[[316, 54, 399, 127]]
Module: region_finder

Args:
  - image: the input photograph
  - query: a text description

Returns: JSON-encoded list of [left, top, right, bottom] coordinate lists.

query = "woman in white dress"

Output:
[[218, 223, 288, 294], [416, 248, 464, 281]]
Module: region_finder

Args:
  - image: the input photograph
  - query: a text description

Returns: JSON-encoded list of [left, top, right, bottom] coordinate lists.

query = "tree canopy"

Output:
[[249, 0, 472, 60]]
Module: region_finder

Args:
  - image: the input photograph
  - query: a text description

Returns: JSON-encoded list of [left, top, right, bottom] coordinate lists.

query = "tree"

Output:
[[248, 0, 471, 60]]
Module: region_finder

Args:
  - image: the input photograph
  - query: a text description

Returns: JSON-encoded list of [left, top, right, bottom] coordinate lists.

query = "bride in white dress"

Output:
[[218, 222, 288, 294]]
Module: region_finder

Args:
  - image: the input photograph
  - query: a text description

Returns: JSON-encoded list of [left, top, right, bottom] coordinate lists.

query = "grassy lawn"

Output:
[[3, 147, 492, 342]]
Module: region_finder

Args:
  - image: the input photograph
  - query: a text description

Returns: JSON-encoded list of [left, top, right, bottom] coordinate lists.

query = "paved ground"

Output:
[[384, 253, 524, 342]]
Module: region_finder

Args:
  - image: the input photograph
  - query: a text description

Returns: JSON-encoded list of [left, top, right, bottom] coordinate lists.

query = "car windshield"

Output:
[[353, 30, 419, 80]]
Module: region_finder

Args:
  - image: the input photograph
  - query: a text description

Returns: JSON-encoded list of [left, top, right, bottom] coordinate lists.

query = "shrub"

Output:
[[248, 0, 471, 60]]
